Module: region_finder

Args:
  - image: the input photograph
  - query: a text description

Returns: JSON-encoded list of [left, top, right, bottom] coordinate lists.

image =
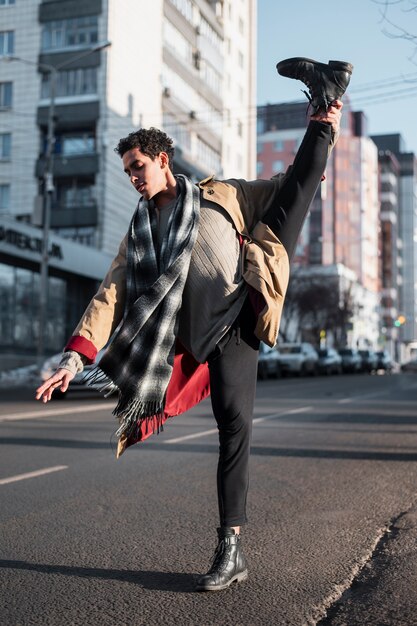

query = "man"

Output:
[[36, 58, 353, 591]]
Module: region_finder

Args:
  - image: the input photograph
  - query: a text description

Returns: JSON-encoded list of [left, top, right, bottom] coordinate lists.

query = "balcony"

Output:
[[37, 101, 100, 129], [36, 153, 99, 178], [380, 209, 397, 224], [50, 202, 98, 228]]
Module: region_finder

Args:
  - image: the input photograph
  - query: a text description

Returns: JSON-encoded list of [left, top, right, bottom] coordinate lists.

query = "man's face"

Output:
[[122, 148, 168, 200]]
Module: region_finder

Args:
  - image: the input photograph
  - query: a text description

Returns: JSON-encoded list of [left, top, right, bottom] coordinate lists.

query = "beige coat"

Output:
[[73, 172, 293, 352]]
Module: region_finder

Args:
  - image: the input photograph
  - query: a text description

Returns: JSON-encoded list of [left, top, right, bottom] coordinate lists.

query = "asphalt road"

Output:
[[1, 372, 417, 626]]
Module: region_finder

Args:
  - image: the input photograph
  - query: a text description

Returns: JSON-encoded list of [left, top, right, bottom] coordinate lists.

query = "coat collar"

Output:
[[197, 176, 247, 235]]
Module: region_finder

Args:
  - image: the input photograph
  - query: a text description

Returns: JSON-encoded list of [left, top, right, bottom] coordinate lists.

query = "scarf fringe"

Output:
[[83, 366, 118, 397], [113, 396, 165, 439], [84, 366, 165, 440]]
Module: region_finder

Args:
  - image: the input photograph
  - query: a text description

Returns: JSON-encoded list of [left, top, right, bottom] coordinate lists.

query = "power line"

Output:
[[349, 70, 417, 92]]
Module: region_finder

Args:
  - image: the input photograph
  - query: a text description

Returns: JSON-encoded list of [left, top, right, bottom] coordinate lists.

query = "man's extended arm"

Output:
[[36, 235, 128, 402]]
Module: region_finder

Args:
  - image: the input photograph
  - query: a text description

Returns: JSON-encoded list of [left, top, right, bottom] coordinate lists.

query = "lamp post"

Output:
[[8, 41, 111, 362]]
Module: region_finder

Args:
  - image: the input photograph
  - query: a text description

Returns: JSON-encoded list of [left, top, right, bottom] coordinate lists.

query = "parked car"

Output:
[[400, 358, 417, 373], [338, 347, 362, 373], [40, 349, 106, 399], [317, 348, 342, 375], [257, 343, 281, 380], [358, 349, 378, 373], [275, 342, 318, 376], [375, 350, 393, 373]]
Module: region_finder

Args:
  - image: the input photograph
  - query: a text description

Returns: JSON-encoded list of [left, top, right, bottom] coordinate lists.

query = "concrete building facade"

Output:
[[0, 0, 257, 362]]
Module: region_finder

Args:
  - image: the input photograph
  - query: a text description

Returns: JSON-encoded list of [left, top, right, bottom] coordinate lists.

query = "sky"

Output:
[[257, 0, 417, 154]]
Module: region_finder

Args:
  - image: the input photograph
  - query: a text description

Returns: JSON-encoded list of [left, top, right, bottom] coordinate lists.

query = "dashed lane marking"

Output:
[[164, 406, 312, 444], [0, 465, 68, 485], [0, 403, 111, 422]]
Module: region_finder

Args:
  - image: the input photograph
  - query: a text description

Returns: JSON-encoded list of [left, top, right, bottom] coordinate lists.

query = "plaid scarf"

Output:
[[87, 175, 200, 440]]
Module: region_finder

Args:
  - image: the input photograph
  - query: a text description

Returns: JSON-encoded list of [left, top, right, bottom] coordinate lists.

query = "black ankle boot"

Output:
[[276, 57, 353, 112], [196, 527, 248, 592]]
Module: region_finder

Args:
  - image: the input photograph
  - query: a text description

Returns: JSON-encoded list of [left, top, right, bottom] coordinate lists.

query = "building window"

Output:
[[196, 136, 221, 173], [163, 20, 193, 66], [162, 64, 196, 109], [0, 263, 67, 352], [200, 59, 222, 94], [0, 81, 12, 107], [0, 184, 10, 212], [198, 15, 222, 50], [238, 50, 244, 68], [274, 140, 284, 151], [257, 161, 263, 175], [238, 17, 244, 35], [62, 134, 95, 156], [169, 0, 193, 23], [56, 179, 95, 209], [273, 160, 284, 172], [43, 131, 95, 155], [237, 120, 243, 137], [41, 68, 97, 98], [163, 112, 191, 152], [0, 31, 14, 56], [41, 16, 98, 51], [0, 0, 15, 6], [0, 132, 11, 158]]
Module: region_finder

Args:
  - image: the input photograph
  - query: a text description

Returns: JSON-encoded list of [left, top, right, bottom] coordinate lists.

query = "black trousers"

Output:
[[208, 121, 332, 527]]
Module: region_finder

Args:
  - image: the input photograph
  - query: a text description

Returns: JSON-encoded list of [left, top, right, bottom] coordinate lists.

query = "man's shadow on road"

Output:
[[0, 559, 197, 592]]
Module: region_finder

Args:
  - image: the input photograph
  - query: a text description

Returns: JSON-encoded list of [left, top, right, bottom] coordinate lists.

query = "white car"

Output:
[[257, 343, 282, 379], [275, 342, 318, 376]]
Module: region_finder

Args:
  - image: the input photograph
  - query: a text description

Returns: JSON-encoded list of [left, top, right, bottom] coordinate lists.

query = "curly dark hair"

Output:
[[115, 127, 175, 163]]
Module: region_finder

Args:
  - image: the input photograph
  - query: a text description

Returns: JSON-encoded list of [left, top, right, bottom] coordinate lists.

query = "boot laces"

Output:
[[208, 539, 233, 574], [301, 72, 330, 112]]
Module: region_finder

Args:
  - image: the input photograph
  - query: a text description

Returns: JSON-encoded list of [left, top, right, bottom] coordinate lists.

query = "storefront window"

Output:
[[0, 264, 14, 347], [0, 263, 67, 353]]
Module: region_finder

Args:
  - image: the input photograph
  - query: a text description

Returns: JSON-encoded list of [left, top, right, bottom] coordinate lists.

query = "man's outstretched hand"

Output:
[[311, 99, 343, 134], [35, 369, 75, 403]]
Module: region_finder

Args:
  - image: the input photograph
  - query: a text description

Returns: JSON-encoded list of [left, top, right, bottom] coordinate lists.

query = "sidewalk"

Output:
[[318, 503, 417, 625]]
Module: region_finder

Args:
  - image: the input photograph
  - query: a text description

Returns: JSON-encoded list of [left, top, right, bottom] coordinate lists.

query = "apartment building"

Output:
[[257, 100, 381, 349], [0, 0, 257, 362], [370, 147, 402, 359], [371, 134, 417, 357]]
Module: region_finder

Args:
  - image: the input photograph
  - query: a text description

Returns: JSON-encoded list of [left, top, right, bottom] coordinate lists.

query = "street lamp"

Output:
[[6, 41, 111, 362]]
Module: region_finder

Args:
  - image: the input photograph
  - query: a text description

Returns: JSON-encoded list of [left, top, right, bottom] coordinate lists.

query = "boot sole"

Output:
[[277, 57, 353, 75], [195, 569, 248, 592]]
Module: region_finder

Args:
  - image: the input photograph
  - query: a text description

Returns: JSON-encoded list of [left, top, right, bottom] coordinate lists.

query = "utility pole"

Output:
[[37, 65, 56, 362], [7, 41, 111, 363]]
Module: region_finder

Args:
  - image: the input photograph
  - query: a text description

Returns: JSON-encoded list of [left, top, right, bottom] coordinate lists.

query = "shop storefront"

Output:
[[0, 217, 113, 369]]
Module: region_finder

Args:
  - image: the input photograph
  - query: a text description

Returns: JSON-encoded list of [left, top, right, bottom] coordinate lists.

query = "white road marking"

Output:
[[253, 405, 312, 424], [165, 427, 219, 444], [164, 406, 312, 444], [0, 465, 68, 485], [338, 390, 389, 404], [0, 403, 111, 423]]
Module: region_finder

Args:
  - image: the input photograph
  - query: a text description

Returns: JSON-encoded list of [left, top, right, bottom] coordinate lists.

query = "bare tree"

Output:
[[280, 273, 354, 347], [372, 0, 417, 64]]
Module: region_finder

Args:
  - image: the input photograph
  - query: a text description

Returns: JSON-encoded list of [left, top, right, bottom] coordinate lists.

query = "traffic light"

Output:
[[394, 315, 406, 327]]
